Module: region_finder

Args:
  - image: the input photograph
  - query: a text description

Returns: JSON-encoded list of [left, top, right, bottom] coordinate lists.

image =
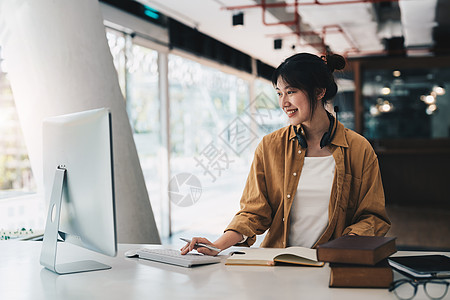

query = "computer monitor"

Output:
[[40, 108, 117, 274]]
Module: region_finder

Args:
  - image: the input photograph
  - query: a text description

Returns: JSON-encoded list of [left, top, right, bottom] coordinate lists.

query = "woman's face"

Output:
[[276, 77, 311, 126]]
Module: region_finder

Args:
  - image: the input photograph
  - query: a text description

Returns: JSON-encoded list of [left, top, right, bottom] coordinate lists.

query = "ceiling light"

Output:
[[393, 70, 401, 77], [426, 104, 437, 115], [376, 100, 393, 113], [274, 39, 282, 50], [370, 105, 380, 116], [381, 85, 391, 95], [380, 101, 393, 112], [433, 84, 446, 96], [424, 95, 436, 104], [232, 12, 244, 27]]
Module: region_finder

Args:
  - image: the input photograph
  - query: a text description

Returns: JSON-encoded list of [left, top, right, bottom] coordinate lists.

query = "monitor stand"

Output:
[[40, 166, 111, 274]]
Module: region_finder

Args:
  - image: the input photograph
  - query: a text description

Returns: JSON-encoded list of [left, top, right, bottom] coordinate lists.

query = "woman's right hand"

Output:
[[180, 237, 221, 256]]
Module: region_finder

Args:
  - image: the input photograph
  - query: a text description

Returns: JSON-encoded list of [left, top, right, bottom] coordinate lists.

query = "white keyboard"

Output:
[[136, 248, 222, 268], [0, 228, 44, 240]]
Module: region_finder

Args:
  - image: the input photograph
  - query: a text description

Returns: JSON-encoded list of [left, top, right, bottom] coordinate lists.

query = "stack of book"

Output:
[[317, 236, 397, 288]]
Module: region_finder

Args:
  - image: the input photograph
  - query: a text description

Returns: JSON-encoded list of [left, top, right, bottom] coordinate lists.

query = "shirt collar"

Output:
[[288, 119, 349, 148]]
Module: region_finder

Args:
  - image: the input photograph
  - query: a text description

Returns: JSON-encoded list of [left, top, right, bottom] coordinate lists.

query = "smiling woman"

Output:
[[181, 52, 391, 256]]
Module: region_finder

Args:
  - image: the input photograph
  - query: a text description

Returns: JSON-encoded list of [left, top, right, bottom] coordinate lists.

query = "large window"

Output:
[[106, 29, 126, 97], [168, 54, 252, 236], [1, 25, 284, 238], [0, 46, 39, 230], [105, 29, 285, 237], [106, 29, 163, 232], [126, 43, 162, 229], [168, 55, 283, 237]]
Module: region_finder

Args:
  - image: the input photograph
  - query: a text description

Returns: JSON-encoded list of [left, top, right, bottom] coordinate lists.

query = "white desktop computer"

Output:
[[40, 108, 117, 274]]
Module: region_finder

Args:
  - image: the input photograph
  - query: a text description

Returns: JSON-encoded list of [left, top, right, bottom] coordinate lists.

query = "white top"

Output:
[[288, 155, 335, 248]]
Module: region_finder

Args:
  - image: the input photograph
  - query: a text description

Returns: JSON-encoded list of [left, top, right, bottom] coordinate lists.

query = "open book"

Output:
[[225, 247, 324, 267]]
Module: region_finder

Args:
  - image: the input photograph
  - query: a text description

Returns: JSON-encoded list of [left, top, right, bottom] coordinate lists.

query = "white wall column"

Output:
[[0, 0, 160, 244], [158, 51, 172, 239]]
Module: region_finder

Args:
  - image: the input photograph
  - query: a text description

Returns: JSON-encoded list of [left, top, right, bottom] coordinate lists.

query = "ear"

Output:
[[315, 88, 326, 100]]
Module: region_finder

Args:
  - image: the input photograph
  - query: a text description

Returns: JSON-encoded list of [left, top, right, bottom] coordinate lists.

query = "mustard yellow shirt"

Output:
[[225, 121, 391, 248]]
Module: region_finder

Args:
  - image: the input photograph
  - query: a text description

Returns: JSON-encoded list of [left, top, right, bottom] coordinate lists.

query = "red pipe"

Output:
[[223, 0, 401, 11], [343, 48, 409, 57], [265, 25, 358, 54], [301, 0, 400, 6], [225, 0, 393, 53]]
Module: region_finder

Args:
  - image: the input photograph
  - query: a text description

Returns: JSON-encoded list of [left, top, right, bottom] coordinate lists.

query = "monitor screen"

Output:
[[41, 108, 117, 274]]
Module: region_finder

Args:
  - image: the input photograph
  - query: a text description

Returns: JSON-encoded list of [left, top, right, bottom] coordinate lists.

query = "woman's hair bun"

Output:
[[325, 53, 346, 73]]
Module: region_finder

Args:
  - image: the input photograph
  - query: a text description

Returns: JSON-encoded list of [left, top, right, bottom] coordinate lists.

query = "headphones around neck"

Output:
[[293, 106, 339, 149]]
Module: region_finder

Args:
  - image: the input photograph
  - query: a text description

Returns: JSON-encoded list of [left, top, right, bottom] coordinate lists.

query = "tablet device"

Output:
[[388, 255, 450, 279]]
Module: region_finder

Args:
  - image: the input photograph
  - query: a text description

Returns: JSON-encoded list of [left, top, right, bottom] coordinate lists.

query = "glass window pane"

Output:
[[106, 30, 163, 233], [125, 43, 162, 232], [106, 28, 126, 98], [254, 79, 285, 137], [168, 55, 284, 237], [0, 46, 39, 230]]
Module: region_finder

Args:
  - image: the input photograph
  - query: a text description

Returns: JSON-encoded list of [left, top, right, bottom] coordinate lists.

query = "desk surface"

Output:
[[1, 241, 448, 300]]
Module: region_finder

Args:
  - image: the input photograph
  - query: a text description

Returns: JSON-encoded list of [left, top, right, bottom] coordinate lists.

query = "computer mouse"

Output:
[[124, 249, 139, 258]]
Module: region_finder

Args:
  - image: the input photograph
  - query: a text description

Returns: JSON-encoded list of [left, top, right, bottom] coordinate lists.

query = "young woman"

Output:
[[181, 53, 390, 256]]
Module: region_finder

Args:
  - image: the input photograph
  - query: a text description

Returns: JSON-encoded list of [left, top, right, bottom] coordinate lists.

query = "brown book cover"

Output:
[[329, 259, 393, 288], [317, 236, 397, 265]]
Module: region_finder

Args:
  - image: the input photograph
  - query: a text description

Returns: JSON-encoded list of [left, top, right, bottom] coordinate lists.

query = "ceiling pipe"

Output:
[[342, 45, 431, 57], [296, 0, 400, 6], [265, 25, 358, 54], [260, 0, 302, 47], [265, 30, 326, 53], [222, 0, 402, 11], [223, 0, 397, 54]]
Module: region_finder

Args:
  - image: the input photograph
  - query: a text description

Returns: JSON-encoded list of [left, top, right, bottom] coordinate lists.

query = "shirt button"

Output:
[[293, 173, 297, 176], [282, 218, 285, 222], [287, 194, 291, 198], [298, 150, 302, 154]]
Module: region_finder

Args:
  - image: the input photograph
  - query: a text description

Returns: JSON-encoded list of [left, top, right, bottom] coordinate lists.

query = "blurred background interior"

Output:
[[0, 0, 449, 250]]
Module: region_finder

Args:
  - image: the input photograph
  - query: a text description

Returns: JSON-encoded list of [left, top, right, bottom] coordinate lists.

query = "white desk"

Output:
[[1, 241, 447, 300]]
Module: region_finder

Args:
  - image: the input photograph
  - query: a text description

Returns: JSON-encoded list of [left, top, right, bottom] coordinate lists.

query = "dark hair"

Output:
[[271, 52, 346, 117]]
